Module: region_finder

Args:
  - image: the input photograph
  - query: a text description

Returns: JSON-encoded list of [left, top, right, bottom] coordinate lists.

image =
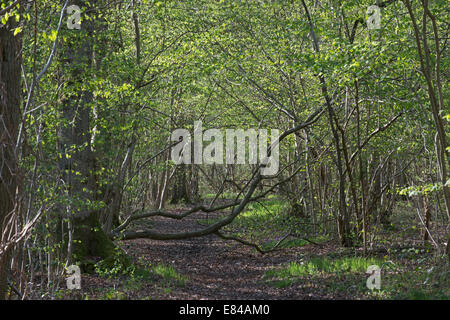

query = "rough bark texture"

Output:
[[0, 16, 21, 299], [58, 0, 125, 271]]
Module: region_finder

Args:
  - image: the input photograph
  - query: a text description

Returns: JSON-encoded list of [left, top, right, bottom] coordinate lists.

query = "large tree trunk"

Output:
[[58, 0, 123, 271], [0, 14, 22, 299]]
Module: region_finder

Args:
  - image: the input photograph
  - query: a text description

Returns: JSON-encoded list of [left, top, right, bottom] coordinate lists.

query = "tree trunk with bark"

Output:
[[58, 0, 126, 271], [0, 15, 22, 300]]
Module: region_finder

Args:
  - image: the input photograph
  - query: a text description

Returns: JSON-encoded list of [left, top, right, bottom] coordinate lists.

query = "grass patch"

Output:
[[102, 290, 130, 300], [375, 259, 450, 300], [264, 253, 449, 300], [152, 263, 187, 287], [264, 256, 384, 288], [93, 254, 187, 298], [199, 198, 324, 254], [205, 198, 306, 237], [267, 256, 384, 278], [200, 198, 289, 226]]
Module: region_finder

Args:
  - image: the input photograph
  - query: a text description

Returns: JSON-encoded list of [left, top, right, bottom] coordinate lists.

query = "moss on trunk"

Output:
[[72, 211, 130, 273]]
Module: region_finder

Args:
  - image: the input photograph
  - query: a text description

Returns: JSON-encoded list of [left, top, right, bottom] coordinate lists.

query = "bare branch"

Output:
[[111, 107, 325, 241]]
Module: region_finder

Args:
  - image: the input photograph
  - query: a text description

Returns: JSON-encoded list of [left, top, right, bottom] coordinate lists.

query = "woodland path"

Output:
[[119, 208, 345, 300]]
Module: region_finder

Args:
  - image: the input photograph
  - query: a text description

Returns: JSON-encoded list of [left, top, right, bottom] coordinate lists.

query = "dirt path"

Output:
[[120, 209, 338, 300]]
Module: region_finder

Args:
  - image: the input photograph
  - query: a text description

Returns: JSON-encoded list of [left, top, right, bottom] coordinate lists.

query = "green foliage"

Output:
[[265, 256, 384, 279], [264, 255, 387, 290], [103, 290, 129, 300], [10, 0, 450, 300], [94, 247, 133, 278], [398, 182, 445, 197], [152, 263, 187, 287], [375, 260, 450, 300]]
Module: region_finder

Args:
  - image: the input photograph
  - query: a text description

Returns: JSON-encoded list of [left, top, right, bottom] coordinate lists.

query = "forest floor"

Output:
[[29, 199, 449, 300], [79, 209, 353, 300], [116, 211, 341, 300], [40, 198, 448, 301]]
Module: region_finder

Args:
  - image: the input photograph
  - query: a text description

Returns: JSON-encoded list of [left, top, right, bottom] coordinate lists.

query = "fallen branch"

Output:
[[110, 107, 324, 241], [215, 231, 291, 255], [215, 231, 323, 255]]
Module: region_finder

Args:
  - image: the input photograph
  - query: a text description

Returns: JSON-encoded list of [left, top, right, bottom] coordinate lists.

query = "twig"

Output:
[[7, 278, 23, 300], [0, 0, 20, 16]]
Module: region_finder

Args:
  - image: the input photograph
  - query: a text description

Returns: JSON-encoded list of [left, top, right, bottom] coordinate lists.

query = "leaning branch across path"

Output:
[[110, 107, 324, 241], [110, 0, 401, 246], [112, 151, 312, 238], [214, 231, 292, 254], [215, 231, 323, 255]]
